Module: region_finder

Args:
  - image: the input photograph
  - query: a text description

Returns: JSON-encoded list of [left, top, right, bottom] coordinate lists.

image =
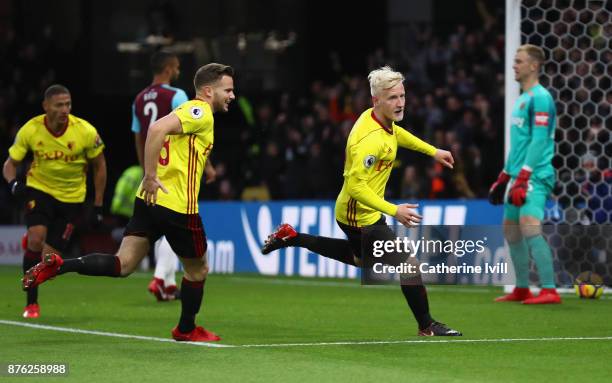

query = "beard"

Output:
[[213, 98, 227, 112]]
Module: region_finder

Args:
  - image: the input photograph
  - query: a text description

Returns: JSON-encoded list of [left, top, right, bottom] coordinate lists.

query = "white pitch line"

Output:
[[237, 336, 612, 348], [0, 320, 233, 348], [2, 319, 611, 349]]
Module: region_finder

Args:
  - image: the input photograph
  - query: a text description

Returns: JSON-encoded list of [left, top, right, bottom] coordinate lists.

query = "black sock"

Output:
[[178, 277, 205, 333], [59, 253, 122, 277], [292, 234, 357, 266], [23, 250, 41, 305], [401, 283, 433, 330]]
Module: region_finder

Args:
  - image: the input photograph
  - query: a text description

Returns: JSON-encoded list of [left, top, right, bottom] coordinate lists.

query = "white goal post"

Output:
[[503, 0, 611, 293]]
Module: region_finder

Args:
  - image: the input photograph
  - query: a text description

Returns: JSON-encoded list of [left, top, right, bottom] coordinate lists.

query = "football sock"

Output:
[[292, 234, 357, 266], [154, 238, 178, 287], [508, 240, 529, 288], [59, 253, 122, 277], [23, 250, 41, 305], [164, 272, 178, 290], [178, 277, 205, 333], [401, 283, 433, 330], [525, 235, 556, 288]]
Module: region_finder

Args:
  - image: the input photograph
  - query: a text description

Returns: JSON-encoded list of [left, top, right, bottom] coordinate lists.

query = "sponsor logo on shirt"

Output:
[[376, 160, 394, 172], [35, 150, 81, 162], [535, 112, 549, 126]]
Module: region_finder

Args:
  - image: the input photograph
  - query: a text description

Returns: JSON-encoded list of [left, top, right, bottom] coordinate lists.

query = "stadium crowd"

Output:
[[208, 22, 506, 202], [3, 4, 607, 224], [0, 21, 62, 223], [1, 20, 507, 216]]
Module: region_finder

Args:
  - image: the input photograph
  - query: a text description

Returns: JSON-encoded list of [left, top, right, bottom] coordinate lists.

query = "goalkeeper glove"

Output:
[[8, 179, 26, 199], [508, 169, 531, 207], [488, 171, 510, 205]]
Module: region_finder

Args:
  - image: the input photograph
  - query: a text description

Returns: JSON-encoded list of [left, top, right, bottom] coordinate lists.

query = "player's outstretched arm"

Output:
[[347, 176, 398, 217], [3, 157, 18, 184], [4, 126, 29, 197], [90, 153, 107, 208], [140, 113, 182, 205], [87, 153, 107, 225], [347, 178, 422, 228], [131, 102, 144, 168], [395, 204, 422, 227], [3, 157, 26, 198], [488, 170, 510, 205], [134, 133, 144, 168], [204, 159, 216, 184], [432, 149, 454, 169], [395, 126, 453, 168]]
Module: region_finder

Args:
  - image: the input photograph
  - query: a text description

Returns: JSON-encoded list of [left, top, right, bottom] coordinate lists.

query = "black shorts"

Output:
[[24, 187, 81, 251], [336, 216, 406, 268], [338, 216, 419, 283], [337, 215, 393, 259], [125, 198, 207, 259]]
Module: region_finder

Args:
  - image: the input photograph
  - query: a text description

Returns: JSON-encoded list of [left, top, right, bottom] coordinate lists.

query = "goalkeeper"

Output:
[[489, 44, 561, 304]]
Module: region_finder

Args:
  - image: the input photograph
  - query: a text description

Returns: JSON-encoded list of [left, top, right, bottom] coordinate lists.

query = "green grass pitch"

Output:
[[1, 266, 611, 382]]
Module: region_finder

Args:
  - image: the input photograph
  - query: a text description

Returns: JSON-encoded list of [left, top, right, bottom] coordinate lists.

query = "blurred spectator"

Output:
[[400, 166, 423, 200], [232, 15, 509, 202], [260, 142, 285, 199], [0, 1, 543, 211], [580, 152, 612, 224]]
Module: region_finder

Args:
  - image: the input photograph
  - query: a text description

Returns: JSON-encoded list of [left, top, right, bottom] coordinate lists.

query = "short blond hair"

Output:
[[517, 44, 545, 65], [368, 66, 404, 96]]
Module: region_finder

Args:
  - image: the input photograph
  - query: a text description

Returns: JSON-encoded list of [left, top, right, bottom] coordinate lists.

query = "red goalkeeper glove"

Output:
[[488, 171, 510, 205], [508, 169, 531, 207]]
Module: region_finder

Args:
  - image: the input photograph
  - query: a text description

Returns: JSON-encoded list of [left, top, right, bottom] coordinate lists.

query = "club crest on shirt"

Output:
[[27, 200, 36, 211], [363, 155, 376, 168], [520, 102, 526, 110], [190, 106, 204, 119], [511, 117, 525, 128]]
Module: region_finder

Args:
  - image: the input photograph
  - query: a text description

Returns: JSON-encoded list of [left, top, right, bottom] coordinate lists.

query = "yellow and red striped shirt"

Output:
[[137, 99, 213, 214], [335, 108, 436, 227], [8, 114, 104, 203]]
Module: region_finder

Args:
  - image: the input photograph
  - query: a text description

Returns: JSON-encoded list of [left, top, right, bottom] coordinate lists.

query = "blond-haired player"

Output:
[[262, 66, 462, 336]]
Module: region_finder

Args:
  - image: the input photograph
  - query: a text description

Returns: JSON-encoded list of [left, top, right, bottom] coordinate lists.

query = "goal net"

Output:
[[505, 0, 611, 289]]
